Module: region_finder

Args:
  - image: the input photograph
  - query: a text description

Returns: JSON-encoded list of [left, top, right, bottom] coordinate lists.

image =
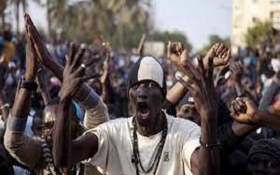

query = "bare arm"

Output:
[[36, 67, 51, 105], [25, 13, 99, 106], [0, 65, 9, 121], [4, 20, 42, 168], [232, 97, 280, 133], [53, 98, 99, 168], [53, 43, 101, 168]]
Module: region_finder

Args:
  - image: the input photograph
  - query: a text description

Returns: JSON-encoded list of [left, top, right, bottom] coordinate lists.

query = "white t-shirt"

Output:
[[84, 113, 201, 175]]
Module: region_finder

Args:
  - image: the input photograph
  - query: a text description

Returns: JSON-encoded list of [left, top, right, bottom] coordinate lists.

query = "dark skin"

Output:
[[36, 66, 51, 105], [53, 44, 219, 175], [166, 42, 230, 105], [129, 80, 164, 136], [247, 153, 280, 175], [24, 13, 94, 102], [10, 16, 38, 121], [53, 43, 99, 169], [0, 64, 9, 122], [167, 43, 257, 137], [231, 97, 280, 132], [178, 50, 220, 175]]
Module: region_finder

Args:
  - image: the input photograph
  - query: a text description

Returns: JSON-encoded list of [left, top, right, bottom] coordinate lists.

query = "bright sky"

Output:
[[8, 0, 232, 50]]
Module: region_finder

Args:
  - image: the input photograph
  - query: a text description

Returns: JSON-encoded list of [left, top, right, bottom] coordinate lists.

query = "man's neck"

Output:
[[136, 112, 164, 137]]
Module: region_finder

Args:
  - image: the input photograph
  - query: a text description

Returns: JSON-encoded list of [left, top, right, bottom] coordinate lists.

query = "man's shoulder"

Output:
[[166, 114, 200, 132], [105, 117, 132, 124], [99, 117, 133, 130]]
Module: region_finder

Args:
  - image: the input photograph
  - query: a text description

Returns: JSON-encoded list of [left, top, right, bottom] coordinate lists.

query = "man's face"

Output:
[[176, 104, 201, 125], [43, 104, 58, 143], [129, 80, 163, 126], [248, 153, 280, 175], [32, 116, 43, 137], [43, 104, 79, 143]]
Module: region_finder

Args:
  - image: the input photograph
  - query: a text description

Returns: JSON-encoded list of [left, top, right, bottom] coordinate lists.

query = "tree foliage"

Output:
[[150, 31, 192, 51], [244, 21, 275, 47]]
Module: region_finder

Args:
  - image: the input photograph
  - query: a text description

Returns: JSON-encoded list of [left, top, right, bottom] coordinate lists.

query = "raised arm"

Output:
[[4, 22, 42, 168], [25, 13, 109, 129], [100, 43, 111, 103], [165, 42, 231, 110], [0, 65, 9, 122], [232, 97, 280, 132], [36, 66, 51, 105], [53, 44, 99, 169], [177, 50, 220, 175]]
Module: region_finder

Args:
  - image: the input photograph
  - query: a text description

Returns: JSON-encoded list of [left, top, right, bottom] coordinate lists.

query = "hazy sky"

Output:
[[8, 0, 232, 50]]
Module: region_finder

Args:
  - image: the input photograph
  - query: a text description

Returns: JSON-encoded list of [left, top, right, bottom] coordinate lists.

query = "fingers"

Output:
[[206, 54, 214, 79], [72, 44, 86, 69], [215, 44, 224, 54], [168, 41, 184, 56], [66, 43, 77, 67], [82, 73, 102, 82], [84, 56, 100, 67], [181, 59, 201, 84], [241, 97, 255, 108], [177, 77, 195, 93], [223, 50, 231, 64], [167, 41, 171, 57], [197, 56, 205, 75]]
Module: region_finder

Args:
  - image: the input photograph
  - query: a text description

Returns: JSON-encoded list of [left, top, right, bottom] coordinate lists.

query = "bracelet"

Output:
[[200, 137, 220, 149], [0, 103, 10, 110], [19, 77, 38, 91]]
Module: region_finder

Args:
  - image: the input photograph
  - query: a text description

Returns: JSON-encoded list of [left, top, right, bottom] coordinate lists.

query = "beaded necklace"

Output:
[[131, 115, 168, 175]]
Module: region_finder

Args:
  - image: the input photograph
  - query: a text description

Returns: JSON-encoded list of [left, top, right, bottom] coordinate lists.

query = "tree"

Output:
[[0, 0, 8, 29], [55, 0, 151, 50], [244, 21, 275, 47], [199, 34, 230, 55], [150, 31, 192, 51], [9, 0, 41, 37]]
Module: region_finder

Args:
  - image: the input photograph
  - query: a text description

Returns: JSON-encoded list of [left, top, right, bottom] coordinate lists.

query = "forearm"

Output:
[[234, 81, 244, 97], [217, 122, 256, 154], [11, 88, 32, 118], [0, 91, 9, 121], [259, 78, 279, 110], [195, 114, 219, 175], [53, 99, 72, 168], [101, 78, 110, 103], [257, 109, 280, 132], [40, 89, 51, 105], [166, 75, 189, 105], [4, 113, 42, 168], [231, 121, 257, 136]]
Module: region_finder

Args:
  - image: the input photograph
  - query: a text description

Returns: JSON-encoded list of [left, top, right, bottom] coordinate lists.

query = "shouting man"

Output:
[[53, 42, 222, 174]]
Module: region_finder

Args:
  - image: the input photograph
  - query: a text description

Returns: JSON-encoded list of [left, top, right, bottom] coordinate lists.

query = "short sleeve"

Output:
[[182, 122, 201, 170], [82, 124, 110, 171]]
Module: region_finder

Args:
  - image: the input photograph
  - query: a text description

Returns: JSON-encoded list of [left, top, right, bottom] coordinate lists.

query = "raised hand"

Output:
[[24, 13, 53, 67], [24, 21, 38, 81], [36, 66, 48, 91], [167, 41, 189, 73], [231, 97, 259, 124], [204, 43, 231, 68], [100, 42, 111, 84], [230, 61, 243, 82], [178, 53, 218, 120], [60, 44, 100, 102]]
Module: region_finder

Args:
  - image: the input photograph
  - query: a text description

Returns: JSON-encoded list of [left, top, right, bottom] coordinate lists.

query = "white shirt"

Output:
[[84, 113, 201, 175]]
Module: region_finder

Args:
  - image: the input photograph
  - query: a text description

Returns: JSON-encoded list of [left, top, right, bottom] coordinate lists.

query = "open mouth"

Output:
[[138, 102, 149, 114], [137, 102, 150, 123]]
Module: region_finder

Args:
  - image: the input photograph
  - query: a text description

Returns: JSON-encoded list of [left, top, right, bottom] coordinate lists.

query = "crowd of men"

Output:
[[0, 13, 280, 175]]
